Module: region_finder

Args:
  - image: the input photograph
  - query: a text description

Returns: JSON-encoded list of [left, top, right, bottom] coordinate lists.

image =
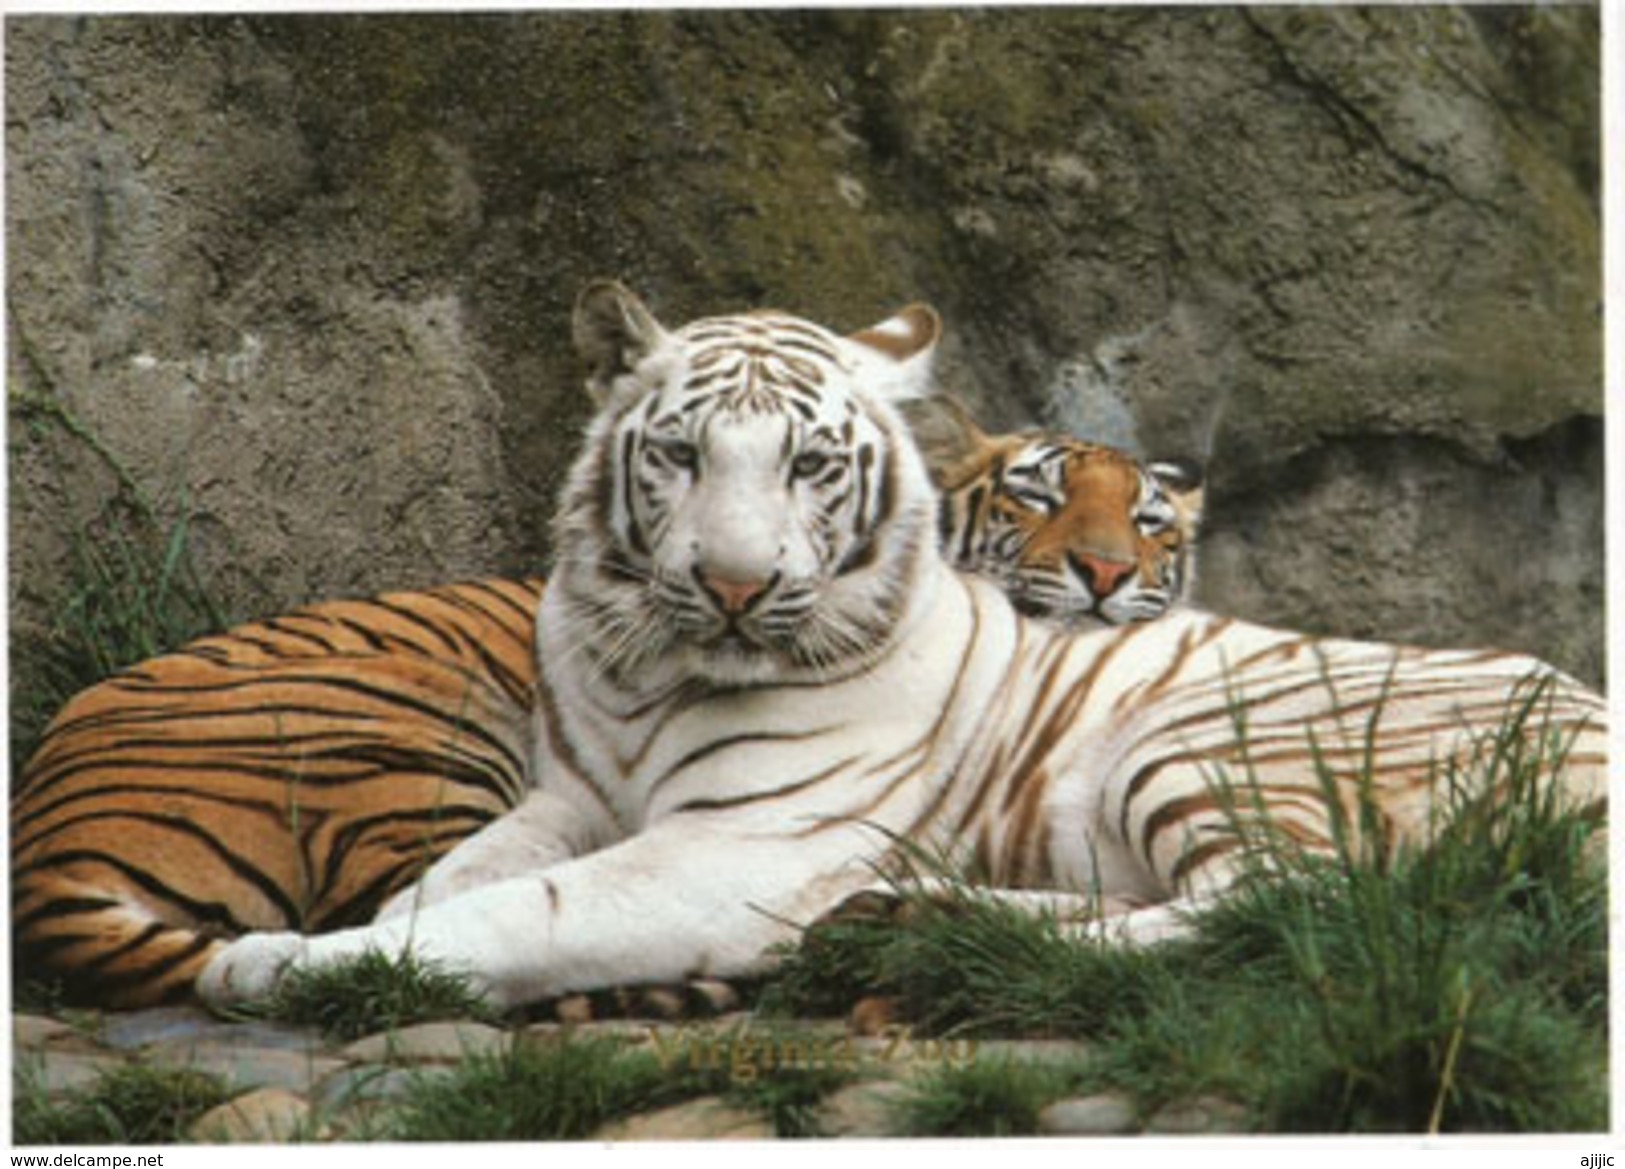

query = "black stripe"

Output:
[[22, 812, 304, 923], [95, 932, 218, 995], [13, 894, 122, 933], [786, 397, 818, 422], [21, 733, 522, 842], [82, 921, 170, 974], [16, 930, 104, 966], [834, 444, 883, 577], [957, 485, 985, 565], [462, 638, 536, 712], [259, 618, 344, 654], [854, 444, 875, 534], [14, 781, 298, 850], [318, 806, 496, 907], [672, 756, 858, 814], [620, 430, 650, 557], [362, 599, 467, 657], [316, 851, 458, 929], [15, 848, 258, 933], [74, 673, 528, 768], [936, 493, 957, 557], [436, 579, 542, 636], [331, 616, 392, 652], [655, 729, 827, 794], [22, 713, 523, 800]]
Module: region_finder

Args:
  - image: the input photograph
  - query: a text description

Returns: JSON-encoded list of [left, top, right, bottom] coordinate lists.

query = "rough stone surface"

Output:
[[100, 1008, 328, 1058], [1145, 1095, 1253, 1135], [98, 1006, 225, 1051], [816, 1080, 914, 1138], [341, 1020, 510, 1064], [190, 1087, 314, 1143], [13, 1015, 77, 1050], [314, 1064, 456, 1112], [1039, 1093, 1141, 1136], [145, 1043, 348, 1095], [6, 9, 1603, 743], [17, 1051, 127, 1096], [526, 1017, 661, 1047], [591, 1096, 777, 1142]]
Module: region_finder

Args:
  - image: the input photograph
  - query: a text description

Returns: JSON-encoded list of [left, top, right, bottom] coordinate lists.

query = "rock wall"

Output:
[[7, 9, 1603, 696]]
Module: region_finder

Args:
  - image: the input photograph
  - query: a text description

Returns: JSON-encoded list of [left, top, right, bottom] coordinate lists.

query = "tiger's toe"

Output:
[[196, 932, 307, 1009], [812, 886, 909, 930]]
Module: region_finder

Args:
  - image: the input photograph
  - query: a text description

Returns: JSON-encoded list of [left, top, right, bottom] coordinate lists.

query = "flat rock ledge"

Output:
[[13, 1008, 1245, 1142]]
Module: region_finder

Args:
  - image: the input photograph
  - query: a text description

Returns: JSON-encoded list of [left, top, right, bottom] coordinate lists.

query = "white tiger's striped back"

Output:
[[915, 592, 1606, 907]]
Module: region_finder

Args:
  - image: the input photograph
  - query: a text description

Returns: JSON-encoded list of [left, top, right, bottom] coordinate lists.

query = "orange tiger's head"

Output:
[[919, 400, 1204, 628]]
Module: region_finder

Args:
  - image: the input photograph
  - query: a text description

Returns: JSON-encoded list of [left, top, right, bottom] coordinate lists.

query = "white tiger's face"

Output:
[[553, 283, 942, 688]]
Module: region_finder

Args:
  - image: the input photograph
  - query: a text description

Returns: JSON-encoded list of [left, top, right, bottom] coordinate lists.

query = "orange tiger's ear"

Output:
[[1149, 458, 1206, 531], [573, 281, 670, 405], [848, 303, 942, 402]]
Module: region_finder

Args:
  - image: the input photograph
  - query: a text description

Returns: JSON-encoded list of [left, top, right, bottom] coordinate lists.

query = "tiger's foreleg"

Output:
[[197, 816, 880, 1011], [373, 789, 607, 923]]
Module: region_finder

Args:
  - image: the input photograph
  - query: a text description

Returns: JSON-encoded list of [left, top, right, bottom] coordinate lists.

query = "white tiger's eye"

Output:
[[651, 439, 699, 471], [791, 451, 833, 480]]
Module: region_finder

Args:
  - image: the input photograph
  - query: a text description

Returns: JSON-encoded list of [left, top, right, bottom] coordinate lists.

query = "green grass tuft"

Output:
[[758, 680, 1607, 1134], [236, 949, 498, 1041], [14, 1061, 233, 1146], [677, 1024, 859, 1137], [723, 1058, 854, 1138], [382, 1036, 682, 1141], [11, 390, 229, 775], [759, 849, 1173, 1040], [380, 1023, 859, 1140], [892, 1055, 1086, 1137]]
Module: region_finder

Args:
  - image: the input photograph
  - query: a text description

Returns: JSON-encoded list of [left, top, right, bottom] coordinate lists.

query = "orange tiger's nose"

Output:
[[1071, 552, 1136, 598], [697, 570, 773, 615]]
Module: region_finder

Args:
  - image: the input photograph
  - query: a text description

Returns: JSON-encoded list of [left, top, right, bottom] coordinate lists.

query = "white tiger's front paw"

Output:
[[196, 932, 307, 1008]]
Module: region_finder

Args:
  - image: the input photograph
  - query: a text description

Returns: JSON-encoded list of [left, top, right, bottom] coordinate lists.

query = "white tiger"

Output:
[[199, 284, 1607, 1011]]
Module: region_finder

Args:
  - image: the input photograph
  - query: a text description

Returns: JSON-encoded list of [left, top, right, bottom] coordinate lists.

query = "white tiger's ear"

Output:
[[847, 304, 942, 403], [573, 281, 671, 405]]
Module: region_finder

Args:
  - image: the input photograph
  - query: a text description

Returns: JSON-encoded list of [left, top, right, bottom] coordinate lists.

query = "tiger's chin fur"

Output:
[[192, 285, 1604, 1016]]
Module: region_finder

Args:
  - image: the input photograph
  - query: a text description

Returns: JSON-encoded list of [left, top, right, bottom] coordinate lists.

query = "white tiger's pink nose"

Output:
[[696, 569, 773, 616]]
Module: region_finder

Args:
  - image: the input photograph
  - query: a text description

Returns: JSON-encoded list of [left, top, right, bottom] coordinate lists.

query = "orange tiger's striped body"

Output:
[[12, 578, 541, 1005]]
